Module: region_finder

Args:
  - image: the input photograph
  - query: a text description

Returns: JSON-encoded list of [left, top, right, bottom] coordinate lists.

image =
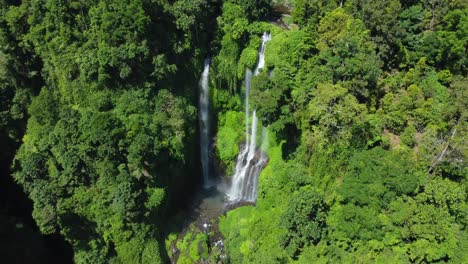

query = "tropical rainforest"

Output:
[[0, 0, 466, 263]]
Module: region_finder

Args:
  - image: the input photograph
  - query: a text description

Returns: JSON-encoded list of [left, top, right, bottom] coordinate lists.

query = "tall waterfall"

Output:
[[199, 58, 211, 188], [228, 32, 271, 202]]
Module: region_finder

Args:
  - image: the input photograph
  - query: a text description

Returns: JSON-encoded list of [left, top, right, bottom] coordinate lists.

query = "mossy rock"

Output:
[[176, 232, 209, 264]]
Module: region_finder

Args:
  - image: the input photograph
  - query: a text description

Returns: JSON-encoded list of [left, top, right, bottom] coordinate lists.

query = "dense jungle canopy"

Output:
[[0, 0, 466, 263]]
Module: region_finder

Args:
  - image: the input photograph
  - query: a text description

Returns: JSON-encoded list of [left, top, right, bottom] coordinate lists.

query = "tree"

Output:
[[229, 0, 272, 21], [292, 0, 338, 27], [345, 0, 402, 67], [340, 147, 421, 210], [423, 0, 460, 31], [384, 176, 466, 263], [434, 9, 468, 74], [305, 83, 367, 145], [280, 186, 328, 258], [316, 8, 382, 100], [329, 147, 423, 245], [250, 72, 284, 125]]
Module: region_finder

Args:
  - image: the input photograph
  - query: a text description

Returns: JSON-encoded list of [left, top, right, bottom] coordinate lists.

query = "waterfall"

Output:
[[254, 32, 271, 76], [199, 58, 211, 188], [228, 32, 271, 202]]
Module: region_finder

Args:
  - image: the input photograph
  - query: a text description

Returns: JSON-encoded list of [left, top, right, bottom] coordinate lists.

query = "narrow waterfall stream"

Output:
[[228, 32, 271, 202], [199, 58, 212, 188]]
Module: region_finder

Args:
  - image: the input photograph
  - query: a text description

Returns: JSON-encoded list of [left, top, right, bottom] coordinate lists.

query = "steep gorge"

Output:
[[1, 1, 466, 263]]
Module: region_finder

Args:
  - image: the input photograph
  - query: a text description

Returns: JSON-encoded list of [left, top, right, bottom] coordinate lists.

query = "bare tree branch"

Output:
[[428, 126, 458, 174]]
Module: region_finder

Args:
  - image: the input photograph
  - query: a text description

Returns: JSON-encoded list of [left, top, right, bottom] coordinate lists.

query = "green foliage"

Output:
[[165, 233, 177, 259], [213, 2, 249, 91], [305, 83, 368, 146], [2, 0, 211, 262], [280, 186, 328, 258], [384, 190, 462, 263], [401, 125, 417, 146], [145, 188, 165, 211], [1, 0, 467, 263], [345, 0, 402, 65], [316, 8, 382, 99], [176, 229, 209, 264], [14, 84, 198, 261], [217, 3, 466, 263], [250, 72, 284, 125], [340, 148, 421, 210], [327, 148, 420, 245], [292, 0, 338, 26], [435, 9, 468, 73], [219, 140, 292, 263], [142, 239, 162, 264], [237, 38, 261, 78], [379, 59, 453, 134], [228, 0, 272, 21], [238, 47, 259, 72], [213, 86, 241, 112], [213, 2, 272, 91], [216, 111, 244, 174], [219, 206, 258, 263]]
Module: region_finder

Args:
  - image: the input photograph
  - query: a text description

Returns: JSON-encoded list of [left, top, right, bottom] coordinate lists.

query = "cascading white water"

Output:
[[228, 32, 271, 202], [199, 58, 211, 188], [254, 32, 271, 76], [244, 127, 268, 202]]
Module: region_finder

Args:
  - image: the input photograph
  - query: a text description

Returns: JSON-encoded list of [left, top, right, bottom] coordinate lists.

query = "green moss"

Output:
[[176, 231, 193, 253], [176, 255, 191, 264], [165, 233, 177, 258], [175, 230, 209, 264], [190, 233, 209, 260]]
